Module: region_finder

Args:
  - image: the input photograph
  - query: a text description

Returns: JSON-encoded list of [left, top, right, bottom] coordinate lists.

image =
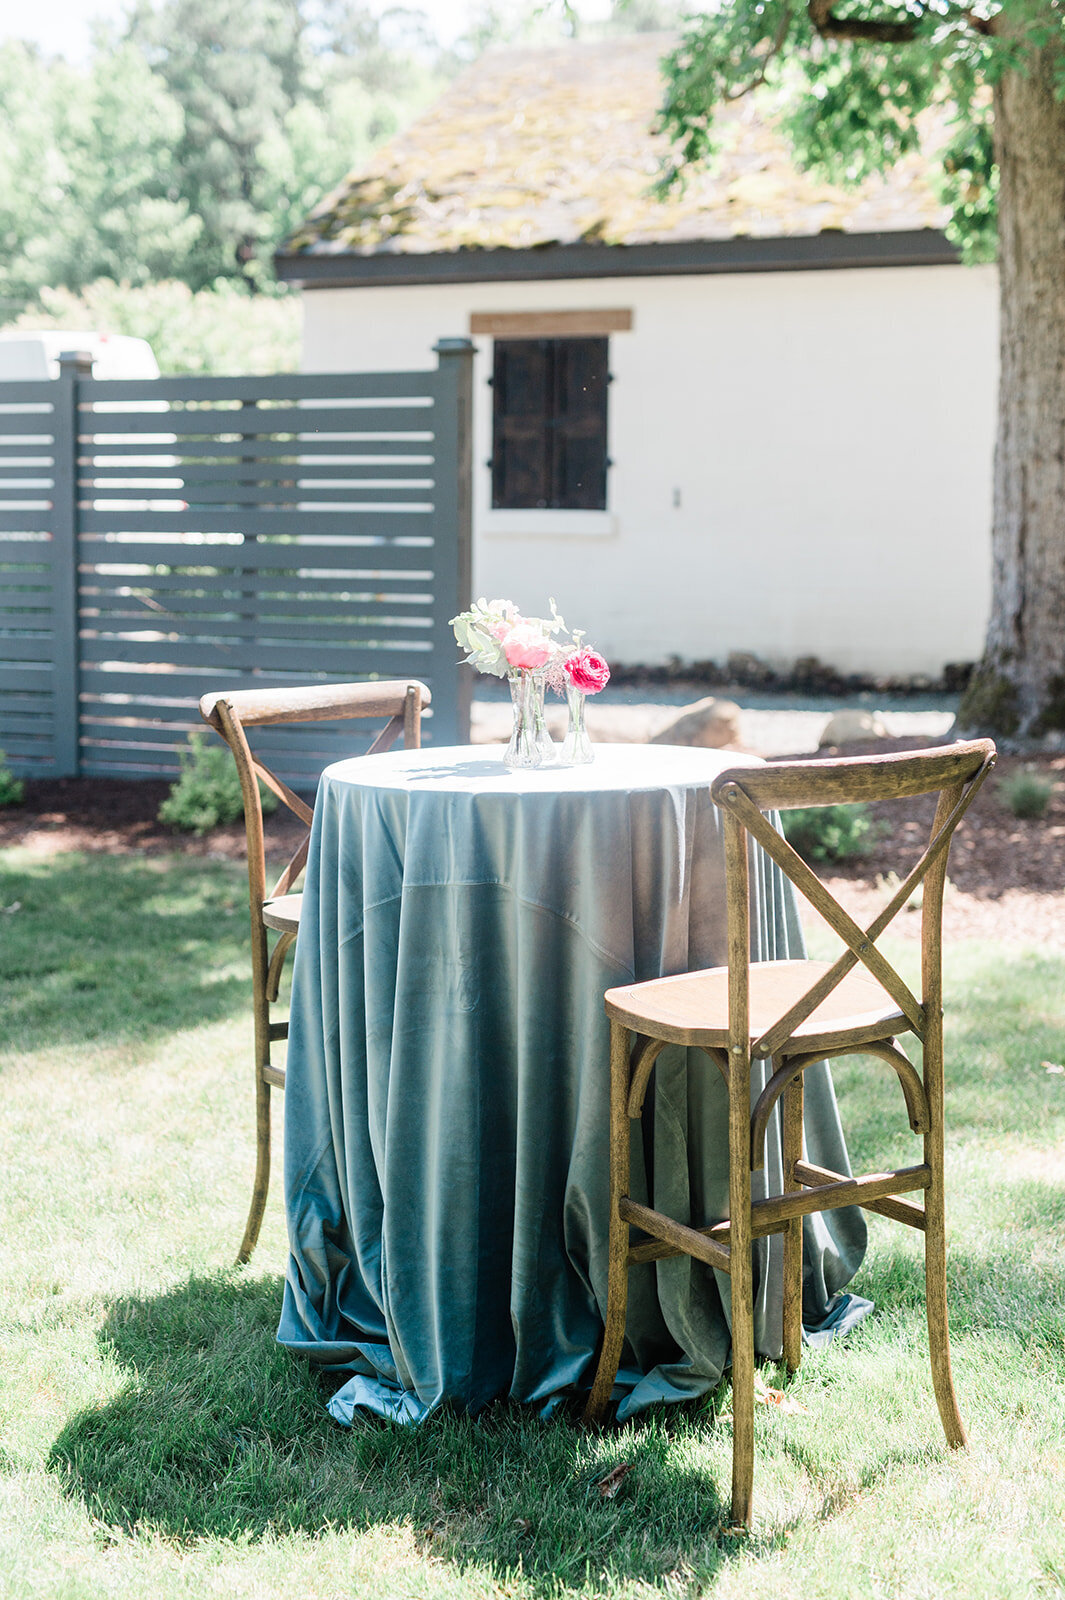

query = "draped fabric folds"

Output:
[[277, 746, 870, 1424]]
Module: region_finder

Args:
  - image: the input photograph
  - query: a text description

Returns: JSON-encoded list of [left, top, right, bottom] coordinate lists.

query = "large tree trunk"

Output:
[[963, 42, 1065, 734]]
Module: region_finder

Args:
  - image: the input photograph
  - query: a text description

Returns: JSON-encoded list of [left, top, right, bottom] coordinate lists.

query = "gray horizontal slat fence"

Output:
[[0, 342, 472, 783], [0, 380, 76, 773]]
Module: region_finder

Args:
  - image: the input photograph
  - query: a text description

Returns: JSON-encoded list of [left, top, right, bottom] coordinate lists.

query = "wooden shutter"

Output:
[[492, 337, 608, 511], [551, 337, 608, 511], [492, 340, 552, 508]]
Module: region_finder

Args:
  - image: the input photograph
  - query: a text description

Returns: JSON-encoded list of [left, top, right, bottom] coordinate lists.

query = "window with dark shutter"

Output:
[[491, 337, 608, 511]]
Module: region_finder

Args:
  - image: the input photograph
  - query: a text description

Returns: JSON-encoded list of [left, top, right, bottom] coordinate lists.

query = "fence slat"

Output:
[[83, 459, 437, 485], [77, 482, 436, 506], [0, 513, 60, 533], [76, 435, 437, 459], [80, 570, 434, 597], [77, 534, 437, 568], [0, 414, 59, 436], [81, 638, 432, 669], [78, 667, 442, 703], [78, 510, 434, 536], [78, 369, 437, 403], [80, 404, 433, 436]]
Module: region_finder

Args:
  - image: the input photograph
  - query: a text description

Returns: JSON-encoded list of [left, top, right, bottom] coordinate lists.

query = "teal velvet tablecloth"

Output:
[[277, 744, 870, 1424]]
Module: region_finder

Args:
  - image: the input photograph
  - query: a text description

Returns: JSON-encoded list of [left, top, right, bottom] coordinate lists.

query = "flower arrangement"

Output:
[[450, 598, 563, 679], [451, 598, 611, 768]]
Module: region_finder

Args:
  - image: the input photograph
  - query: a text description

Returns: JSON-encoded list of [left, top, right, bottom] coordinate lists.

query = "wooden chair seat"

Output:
[[606, 960, 906, 1053], [262, 893, 302, 935]]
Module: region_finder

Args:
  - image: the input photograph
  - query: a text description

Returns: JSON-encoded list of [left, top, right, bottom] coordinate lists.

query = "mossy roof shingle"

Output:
[[285, 33, 948, 261]]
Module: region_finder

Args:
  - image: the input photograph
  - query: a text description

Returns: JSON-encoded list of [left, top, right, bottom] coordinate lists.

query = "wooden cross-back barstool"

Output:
[[583, 738, 996, 1527], [199, 680, 431, 1263]]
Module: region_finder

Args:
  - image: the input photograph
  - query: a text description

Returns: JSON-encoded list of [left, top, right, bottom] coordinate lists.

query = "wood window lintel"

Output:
[[471, 309, 632, 338]]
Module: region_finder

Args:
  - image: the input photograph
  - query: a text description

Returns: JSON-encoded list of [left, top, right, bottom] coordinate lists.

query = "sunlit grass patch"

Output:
[[1, 851, 1063, 1598]]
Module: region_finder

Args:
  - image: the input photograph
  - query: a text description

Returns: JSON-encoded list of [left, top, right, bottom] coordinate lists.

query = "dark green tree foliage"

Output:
[[128, 0, 308, 287], [0, 36, 199, 310], [658, 0, 1065, 733], [658, 0, 999, 262], [0, 0, 445, 309]]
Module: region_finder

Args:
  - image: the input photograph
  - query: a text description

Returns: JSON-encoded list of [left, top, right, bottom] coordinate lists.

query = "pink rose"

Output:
[[564, 647, 611, 694], [502, 622, 551, 670]]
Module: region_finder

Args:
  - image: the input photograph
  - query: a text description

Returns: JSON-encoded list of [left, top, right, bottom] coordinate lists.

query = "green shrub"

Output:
[[158, 731, 278, 836], [0, 750, 25, 808], [781, 803, 885, 864], [999, 767, 1056, 819]]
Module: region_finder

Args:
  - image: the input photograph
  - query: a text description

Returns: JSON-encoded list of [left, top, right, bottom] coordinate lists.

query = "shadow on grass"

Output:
[[49, 1274, 751, 1592], [0, 853, 256, 1049]]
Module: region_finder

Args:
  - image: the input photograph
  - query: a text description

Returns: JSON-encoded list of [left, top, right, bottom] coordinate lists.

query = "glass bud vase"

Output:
[[505, 669, 547, 769], [532, 669, 556, 765], [560, 683, 594, 765]]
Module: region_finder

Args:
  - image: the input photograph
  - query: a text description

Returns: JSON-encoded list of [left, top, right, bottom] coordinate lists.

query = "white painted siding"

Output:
[[302, 264, 997, 677]]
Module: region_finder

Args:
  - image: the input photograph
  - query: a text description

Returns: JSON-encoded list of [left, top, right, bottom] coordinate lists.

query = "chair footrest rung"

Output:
[[741, 1162, 932, 1238], [268, 1022, 289, 1041], [262, 1064, 286, 1088], [621, 1163, 930, 1267], [793, 1160, 927, 1229], [620, 1196, 731, 1272]]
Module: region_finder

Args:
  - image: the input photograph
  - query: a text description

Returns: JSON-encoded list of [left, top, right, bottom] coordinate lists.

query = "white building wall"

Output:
[[302, 264, 997, 677]]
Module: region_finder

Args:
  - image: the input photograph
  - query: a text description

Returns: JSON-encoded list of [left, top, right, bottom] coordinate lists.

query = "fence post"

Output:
[[431, 337, 474, 744], [52, 351, 92, 776]]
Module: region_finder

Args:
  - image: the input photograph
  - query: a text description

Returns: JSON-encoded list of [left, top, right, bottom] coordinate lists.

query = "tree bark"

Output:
[[966, 38, 1065, 734]]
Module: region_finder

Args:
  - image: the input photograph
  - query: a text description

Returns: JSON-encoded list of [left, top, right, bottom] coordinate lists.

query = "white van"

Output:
[[0, 330, 160, 381]]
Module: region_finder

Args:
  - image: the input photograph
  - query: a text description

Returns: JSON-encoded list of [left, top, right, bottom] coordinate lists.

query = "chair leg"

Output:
[[921, 1014, 966, 1448], [924, 1185, 966, 1448], [729, 1052, 755, 1527], [780, 1061, 804, 1375], [584, 1021, 633, 1424], [237, 1067, 272, 1265]]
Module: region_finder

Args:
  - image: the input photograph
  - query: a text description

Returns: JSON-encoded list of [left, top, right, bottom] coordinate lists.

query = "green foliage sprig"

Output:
[[999, 767, 1056, 819], [782, 802, 886, 864], [0, 750, 25, 808], [159, 731, 279, 837]]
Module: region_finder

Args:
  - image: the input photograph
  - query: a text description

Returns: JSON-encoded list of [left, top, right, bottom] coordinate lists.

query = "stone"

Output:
[[818, 709, 889, 747], [649, 696, 743, 749]]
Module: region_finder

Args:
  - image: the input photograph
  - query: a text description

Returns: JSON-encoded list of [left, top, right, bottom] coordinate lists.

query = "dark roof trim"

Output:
[[276, 228, 958, 290]]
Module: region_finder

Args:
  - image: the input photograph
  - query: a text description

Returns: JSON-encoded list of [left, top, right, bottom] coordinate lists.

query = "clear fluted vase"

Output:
[[505, 669, 550, 769], [560, 683, 594, 765], [532, 671, 556, 764]]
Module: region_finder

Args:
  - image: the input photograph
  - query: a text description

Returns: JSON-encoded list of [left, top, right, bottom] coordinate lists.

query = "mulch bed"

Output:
[[2, 739, 1062, 942]]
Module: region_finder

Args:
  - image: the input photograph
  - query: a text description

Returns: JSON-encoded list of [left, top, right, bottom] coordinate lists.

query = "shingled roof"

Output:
[[277, 33, 953, 285]]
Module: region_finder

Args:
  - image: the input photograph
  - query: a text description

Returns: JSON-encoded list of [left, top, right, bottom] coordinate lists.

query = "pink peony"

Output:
[[502, 622, 551, 670], [564, 647, 611, 694]]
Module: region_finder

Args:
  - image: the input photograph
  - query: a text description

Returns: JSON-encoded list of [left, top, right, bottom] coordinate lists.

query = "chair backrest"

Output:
[[709, 740, 996, 1061], [199, 679, 430, 914]]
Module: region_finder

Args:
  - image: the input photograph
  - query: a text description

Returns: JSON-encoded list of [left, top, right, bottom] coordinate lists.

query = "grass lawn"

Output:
[[1, 847, 1063, 1599]]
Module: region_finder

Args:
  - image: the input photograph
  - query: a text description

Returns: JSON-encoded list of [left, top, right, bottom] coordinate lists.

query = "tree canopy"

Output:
[[0, 0, 447, 314]]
